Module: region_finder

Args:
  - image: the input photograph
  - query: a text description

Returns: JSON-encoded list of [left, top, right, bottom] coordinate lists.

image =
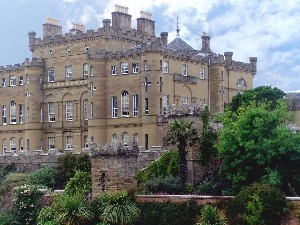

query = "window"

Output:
[[133, 94, 138, 117], [84, 135, 89, 148], [48, 102, 55, 122], [26, 107, 29, 122], [112, 96, 117, 118], [2, 139, 6, 154], [83, 99, 88, 120], [220, 71, 223, 80], [121, 62, 129, 74], [132, 63, 138, 73], [90, 66, 94, 76], [121, 91, 129, 117], [90, 102, 94, 118], [200, 99, 205, 105], [48, 137, 55, 149], [145, 98, 149, 115], [145, 134, 148, 150], [144, 60, 148, 70], [237, 77, 245, 86], [19, 138, 24, 151], [2, 106, 6, 125], [83, 63, 88, 79], [112, 134, 117, 142], [163, 61, 169, 73], [10, 101, 16, 124], [10, 138, 16, 152], [66, 101, 73, 121], [122, 132, 129, 146], [182, 97, 188, 105], [10, 76, 16, 86], [19, 104, 23, 123], [40, 108, 43, 122], [182, 64, 188, 76], [66, 136, 73, 149], [111, 65, 117, 75], [163, 95, 169, 115], [26, 74, 30, 83], [19, 76, 23, 85], [65, 65, 72, 79], [2, 78, 6, 87], [48, 68, 55, 82], [200, 68, 205, 79], [133, 133, 138, 144]]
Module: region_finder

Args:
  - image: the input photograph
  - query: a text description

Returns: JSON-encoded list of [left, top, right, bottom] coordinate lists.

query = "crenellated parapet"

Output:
[[23, 57, 44, 68], [0, 58, 44, 74], [224, 51, 257, 74], [0, 63, 24, 73]]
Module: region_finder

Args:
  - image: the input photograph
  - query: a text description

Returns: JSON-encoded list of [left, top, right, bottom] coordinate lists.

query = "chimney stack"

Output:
[[137, 11, 155, 36], [160, 32, 168, 46], [43, 18, 62, 39], [200, 32, 211, 53], [112, 5, 132, 31]]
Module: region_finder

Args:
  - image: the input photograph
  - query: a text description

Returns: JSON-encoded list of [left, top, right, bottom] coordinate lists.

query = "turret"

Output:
[[28, 31, 36, 52], [249, 57, 257, 74], [43, 18, 62, 39], [200, 32, 211, 53], [224, 52, 233, 68], [160, 32, 168, 46], [111, 5, 131, 31], [137, 11, 155, 36], [102, 19, 111, 32]]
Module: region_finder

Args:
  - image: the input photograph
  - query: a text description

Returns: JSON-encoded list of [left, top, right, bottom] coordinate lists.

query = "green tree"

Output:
[[64, 171, 92, 196], [227, 85, 285, 113], [27, 165, 55, 189], [218, 99, 300, 194], [166, 118, 199, 190], [99, 191, 140, 225]]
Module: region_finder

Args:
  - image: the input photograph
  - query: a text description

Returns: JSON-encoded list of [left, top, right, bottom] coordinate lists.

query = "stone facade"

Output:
[[0, 4, 257, 155]]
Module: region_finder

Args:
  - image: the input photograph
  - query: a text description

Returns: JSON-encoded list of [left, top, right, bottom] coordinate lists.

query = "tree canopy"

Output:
[[218, 99, 300, 195]]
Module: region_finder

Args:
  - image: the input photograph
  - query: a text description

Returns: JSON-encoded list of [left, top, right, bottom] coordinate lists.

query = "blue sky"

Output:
[[1, 0, 300, 92]]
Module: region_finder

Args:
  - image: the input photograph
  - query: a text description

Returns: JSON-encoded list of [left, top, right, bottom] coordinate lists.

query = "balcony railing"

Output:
[[173, 73, 198, 84]]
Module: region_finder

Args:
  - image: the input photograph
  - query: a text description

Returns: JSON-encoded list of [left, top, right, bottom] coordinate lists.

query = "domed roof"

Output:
[[166, 37, 195, 51]]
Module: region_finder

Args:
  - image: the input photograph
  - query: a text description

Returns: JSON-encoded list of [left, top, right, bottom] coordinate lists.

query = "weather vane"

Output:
[[176, 16, 180, 37]]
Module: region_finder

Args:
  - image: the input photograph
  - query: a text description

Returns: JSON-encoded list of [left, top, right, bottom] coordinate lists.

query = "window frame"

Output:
[[66, 136, 73, 149], [19, 76, 23, 85], [182, 64, 188, 76], [2, 78, 6, 87], [132, 63, 138, 73], [121, 91, 129, 117], [9, 75, 16, 86], [200, 68, 205, 79], [2, 105, 6, 125], [66, 101, 73, 122], [19, 104, 24, 124], [83, 63, 88, 79], [84, 135, 89, 148], [133, 94, 138, 117], [122, 132, 129, 146], [112, 96, 117, 118], [10, 101, 16, 124], [48, 102, 55, 122], [83, 99, 88, 120], [10, 137, 16, 152], [121, 62, 129, 74], [65, 65, 72, 79], [163, 61, 169, 73], [111, 65, 117, 75], [48, 68, 55, 83]]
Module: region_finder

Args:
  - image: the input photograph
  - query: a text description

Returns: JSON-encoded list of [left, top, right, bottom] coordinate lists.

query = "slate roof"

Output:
[[166, 37, 195, 51]]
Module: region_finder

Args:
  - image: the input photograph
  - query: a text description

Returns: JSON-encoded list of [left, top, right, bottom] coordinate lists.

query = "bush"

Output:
[[64, 171, 92, 196], [227, 183, 288, 225], [144, 176, 182, 194], [5, 173, 28, 188], [37, 206, 56, 225], [134, 200, 200, 225], [0, 211, 20, 225], [198, 204, 227, 225], [26, 165, 55, 189]]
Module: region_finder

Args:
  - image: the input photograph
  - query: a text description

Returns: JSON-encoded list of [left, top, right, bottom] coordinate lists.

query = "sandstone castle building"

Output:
[[0, 5, 257, 155]]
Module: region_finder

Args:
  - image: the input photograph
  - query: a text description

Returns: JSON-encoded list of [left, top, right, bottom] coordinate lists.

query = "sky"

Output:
[[0, 0, 300, 92]]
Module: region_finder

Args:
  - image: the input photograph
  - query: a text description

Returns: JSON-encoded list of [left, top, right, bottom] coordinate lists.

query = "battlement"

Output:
[[0, 58, 44, 73], [23, 57, 44, 67]]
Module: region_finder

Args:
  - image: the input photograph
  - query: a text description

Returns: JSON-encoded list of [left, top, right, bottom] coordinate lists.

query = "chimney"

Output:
[[69, 23, 85, 34], [43, 18, 62, 39], [200, 32, 211, 53], [111, 4, 132, 31], [28, 31, 36, 52], [160, 32, 168, 46], [102, 19, 111, 32], [137, 11, 155, 36], [249, 57, 257, 74], [224, 52, 233, 68]]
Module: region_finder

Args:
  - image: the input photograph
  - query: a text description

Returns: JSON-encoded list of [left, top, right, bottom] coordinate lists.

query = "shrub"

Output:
[[26, 165, 55, 189], [14, 184, 43, 225], [227, 183, 288, 225], [64, 171, 92, 196], [198, 204, 227, 225], [0, 210, 20, 225], [144, 176, 182, 194], [37, 206, 56, 225], [5, 173, 28, 188]]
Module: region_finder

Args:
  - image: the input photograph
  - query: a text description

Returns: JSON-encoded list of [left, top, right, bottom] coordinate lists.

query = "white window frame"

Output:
[[121, 62, 129, 74], [48, 68, 55, 82], [10, 137, 16, 152], [66, 101, 73, 121], [19, 138, 24, 151], [83, 99, 88, 120], [200, 68, 205, 79], [19, 76, 23, 85], [112, 96, 117, 118], [48, 137, 55, 150], [65, 65, 72, 78], [83, 63, 88, 79], [182, 64, 188, 76], [10, 101, 16, 124], [48, 102, 55, 122], [133, 94, 138, 117], [10, 75, 16, 86], [2, 78, 6, 87], [19, 104, 23, 124], [121, 91, 129, 117], [111, 65, 117, 75], [2, 105, 6, 125], [163, 61, 169, 73], [132, 63, 138, 73], [122, 132, 129, 146], [66, 136, 73, 149]]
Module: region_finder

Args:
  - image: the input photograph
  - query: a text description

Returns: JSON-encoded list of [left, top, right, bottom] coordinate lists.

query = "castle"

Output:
[[0, 5, 257, 155]]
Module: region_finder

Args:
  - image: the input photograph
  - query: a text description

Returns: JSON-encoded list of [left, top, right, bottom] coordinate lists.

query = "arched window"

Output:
[[10, 137, 16, 152], [122, 132, 129, 146], [10, 101, 16, 124], [19, 138, 24, 151], [112, 134, 117, 142], [121, 91, 129, 117], [133, 133, 138, 146]]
